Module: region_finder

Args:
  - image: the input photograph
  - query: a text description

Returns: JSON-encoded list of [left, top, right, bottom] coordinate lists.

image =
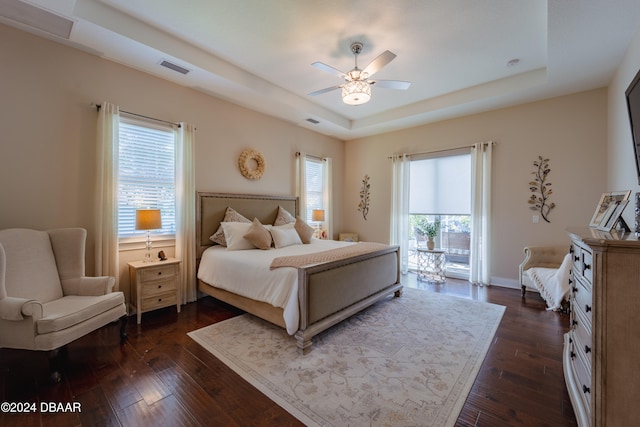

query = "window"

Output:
[[304, 157, 324, 223], [118, 117, 176, 239]]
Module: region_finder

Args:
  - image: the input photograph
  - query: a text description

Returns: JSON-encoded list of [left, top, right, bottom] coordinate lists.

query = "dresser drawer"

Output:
[[141, 291, 177, 311], [573, 276, 593, 324], [141, 279, 177, 297], [581, 249, 593, 284], [571, 347, 592, 418], [140, 264, 177, 283], [572, 309, 592, 366]]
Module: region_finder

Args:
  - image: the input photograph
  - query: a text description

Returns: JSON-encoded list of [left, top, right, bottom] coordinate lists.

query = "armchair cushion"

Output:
[[38, 293, 125, 334]]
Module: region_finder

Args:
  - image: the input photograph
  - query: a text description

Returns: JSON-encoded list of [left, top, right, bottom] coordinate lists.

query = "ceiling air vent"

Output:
[[159, 60, 190, 75], [305, 118, 320, 124]]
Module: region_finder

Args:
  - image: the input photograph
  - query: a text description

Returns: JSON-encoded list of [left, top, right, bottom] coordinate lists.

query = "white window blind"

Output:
[[118, 117, 176, 238], [305, 157, 324, 223], [409, 153, 471, 215]]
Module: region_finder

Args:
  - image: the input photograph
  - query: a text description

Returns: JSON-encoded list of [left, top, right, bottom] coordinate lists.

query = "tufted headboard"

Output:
[[196, 192, 298, 259]]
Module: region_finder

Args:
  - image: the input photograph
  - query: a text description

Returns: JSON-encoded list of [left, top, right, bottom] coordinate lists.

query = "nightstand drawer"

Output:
[[140, 264, 177, 282], [141, 291, 177, 311], [141, 279, 177, 297]]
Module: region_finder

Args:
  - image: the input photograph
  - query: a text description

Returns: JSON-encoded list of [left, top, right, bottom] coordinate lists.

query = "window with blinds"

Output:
[[118, 117, 176, 239], [305, 157, 324, 223]]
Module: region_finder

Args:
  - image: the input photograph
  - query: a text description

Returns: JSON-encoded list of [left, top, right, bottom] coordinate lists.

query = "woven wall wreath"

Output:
[[238, 148, 266, 180]]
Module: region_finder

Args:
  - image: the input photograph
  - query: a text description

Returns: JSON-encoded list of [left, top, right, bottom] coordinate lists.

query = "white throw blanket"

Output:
[[525, 253, 572, 311]]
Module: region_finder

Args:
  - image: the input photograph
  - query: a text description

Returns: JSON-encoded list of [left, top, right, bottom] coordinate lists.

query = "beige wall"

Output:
[[0, 24, 344, 304], [608, 27, 640, 225], [343, 89, 608, 287]]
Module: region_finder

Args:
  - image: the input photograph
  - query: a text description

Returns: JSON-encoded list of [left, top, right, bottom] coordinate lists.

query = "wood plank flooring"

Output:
[[0, 275, 577, 426]]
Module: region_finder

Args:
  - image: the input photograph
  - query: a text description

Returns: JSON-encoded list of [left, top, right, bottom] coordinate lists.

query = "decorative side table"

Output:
[[128, 258, 181, 324], [417, 248, 446, 283]]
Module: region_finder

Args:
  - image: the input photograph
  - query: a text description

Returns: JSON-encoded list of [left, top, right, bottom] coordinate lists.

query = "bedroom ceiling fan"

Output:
[[308, 42, 411, 106]]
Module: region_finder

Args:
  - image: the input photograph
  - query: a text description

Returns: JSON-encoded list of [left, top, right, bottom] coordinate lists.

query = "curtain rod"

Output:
[[387, 141, 495, 159], [93, 103, 181, 128], [295, 152, 326, 161]]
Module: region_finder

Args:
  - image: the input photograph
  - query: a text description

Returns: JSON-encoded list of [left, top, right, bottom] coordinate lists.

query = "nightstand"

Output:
[[128, 258, 181, 324]]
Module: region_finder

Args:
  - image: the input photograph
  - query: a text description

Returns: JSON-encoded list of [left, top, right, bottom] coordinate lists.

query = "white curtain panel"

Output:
[[175, 123, 197, 303], [390, 154, 410, 274], [295, 152, 308, 221], [322, 157, 333, 238], [469, 141, 493, 286], [94, 102, 120, 286]]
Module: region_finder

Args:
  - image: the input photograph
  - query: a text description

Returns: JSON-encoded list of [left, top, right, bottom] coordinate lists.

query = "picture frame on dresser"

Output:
[[589, 190, 631, 229]]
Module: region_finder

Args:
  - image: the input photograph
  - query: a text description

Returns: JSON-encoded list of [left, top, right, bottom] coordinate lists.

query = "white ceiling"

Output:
[[2, 0, 640, 140]]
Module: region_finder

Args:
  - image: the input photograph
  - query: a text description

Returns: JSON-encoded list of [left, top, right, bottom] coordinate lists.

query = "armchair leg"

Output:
[[48, 347, 66, 383], [521, 285, 526, 298], [119, 315, 128, 343]]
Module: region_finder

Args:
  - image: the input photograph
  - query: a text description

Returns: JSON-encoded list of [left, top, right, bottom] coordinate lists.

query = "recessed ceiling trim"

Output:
[[0, 0, 73, 39]]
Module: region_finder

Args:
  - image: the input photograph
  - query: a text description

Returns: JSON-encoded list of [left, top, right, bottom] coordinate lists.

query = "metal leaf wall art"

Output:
[[528, 156, 555, 223], [358, 174, 370, 220]]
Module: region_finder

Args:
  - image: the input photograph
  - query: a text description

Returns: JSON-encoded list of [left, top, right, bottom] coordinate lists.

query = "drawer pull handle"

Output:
[[158, 271, 163, 276], [158, 285, 162, 289], [158, 298, 162, 302], [570, 351, 576, 359], [584, 263, 591, 271], [572, 286, 578, 293], [585, 345, 591, 353], [574, 255, 580, 262], [572, 319, 578, 327], [585, 305, 591, 313], [582, 385, 590, 394]]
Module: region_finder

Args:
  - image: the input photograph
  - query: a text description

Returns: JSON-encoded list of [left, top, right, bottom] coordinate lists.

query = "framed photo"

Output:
[[598, 200, 629, 231], [589, 190, 631, 229]]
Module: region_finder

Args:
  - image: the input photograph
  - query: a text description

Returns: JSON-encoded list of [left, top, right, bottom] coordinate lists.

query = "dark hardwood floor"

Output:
[[0, 275, 577, 426]]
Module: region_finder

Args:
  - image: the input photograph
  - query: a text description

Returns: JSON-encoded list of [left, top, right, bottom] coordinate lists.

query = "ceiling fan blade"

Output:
[[371, 80, 411, 90], [308, 85, 343, 96], [362, 50, 396, 77], [311, 62, 347, 79]]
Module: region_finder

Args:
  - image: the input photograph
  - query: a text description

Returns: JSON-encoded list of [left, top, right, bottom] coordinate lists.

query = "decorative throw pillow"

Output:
[[221, 222, 255, 251], [294, 216, 315, 244], [273, 205, 296, 226], [209, 207, 251, 246], [243, 218, 272, 250], [270, 225, 303, 248]]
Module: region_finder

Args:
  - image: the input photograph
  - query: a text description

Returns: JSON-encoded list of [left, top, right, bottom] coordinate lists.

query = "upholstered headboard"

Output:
[[196, 192, 298, 259]]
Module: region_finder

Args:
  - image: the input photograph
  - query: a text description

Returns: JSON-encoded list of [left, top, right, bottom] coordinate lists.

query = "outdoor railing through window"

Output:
[[409, 214, 470, 279]]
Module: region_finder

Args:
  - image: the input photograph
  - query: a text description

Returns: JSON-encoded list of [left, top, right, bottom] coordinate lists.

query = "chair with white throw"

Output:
[[519, 245, 571, 311], [0, 228, 127, 382]]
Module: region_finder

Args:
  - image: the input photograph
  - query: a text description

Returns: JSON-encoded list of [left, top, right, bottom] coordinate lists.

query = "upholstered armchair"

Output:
[[0, 228, 127, 382]]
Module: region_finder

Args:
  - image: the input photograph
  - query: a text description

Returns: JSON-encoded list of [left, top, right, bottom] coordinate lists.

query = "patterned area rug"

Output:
[[188, 287, 505, 426]]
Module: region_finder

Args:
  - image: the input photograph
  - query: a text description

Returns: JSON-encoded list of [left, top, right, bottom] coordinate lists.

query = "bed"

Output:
[[196, 192, 402, 353]]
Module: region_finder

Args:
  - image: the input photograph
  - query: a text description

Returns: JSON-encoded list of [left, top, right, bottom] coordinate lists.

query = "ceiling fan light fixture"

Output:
[[342, 80, 371, 105]]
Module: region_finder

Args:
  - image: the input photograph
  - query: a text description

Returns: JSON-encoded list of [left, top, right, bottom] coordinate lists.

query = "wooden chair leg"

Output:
[[119, 315, 128, 343], [521, 285, 526, 298], [48, 347, 65, 383]]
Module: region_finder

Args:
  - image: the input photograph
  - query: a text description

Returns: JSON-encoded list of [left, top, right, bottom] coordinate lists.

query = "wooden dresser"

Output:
[[564, 227, 640, 427]]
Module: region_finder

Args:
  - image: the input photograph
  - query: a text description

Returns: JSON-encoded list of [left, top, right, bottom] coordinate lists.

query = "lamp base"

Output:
[[142, 231, 155, 263]]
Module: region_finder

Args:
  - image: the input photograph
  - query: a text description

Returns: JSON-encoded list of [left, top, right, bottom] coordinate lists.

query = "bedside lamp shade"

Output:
[[136, 209, 162, 230], [312, 209, 325, 222], [136, 209, 161, 262]]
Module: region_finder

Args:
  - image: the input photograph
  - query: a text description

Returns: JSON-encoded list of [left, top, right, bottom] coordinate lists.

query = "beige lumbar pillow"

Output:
[[243, 218, 273, 250], [294, 216, 315, 244]]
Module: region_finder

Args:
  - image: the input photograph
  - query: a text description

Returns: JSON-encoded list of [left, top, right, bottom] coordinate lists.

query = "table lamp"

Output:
[[136, 209, 162, 262], [312, 209, 325, 238]]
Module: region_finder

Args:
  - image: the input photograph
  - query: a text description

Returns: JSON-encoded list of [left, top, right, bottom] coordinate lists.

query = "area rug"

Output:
[[188, 288, 505, 426]]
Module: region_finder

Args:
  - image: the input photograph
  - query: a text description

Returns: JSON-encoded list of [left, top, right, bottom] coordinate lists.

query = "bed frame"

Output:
[[196, 192, 402, 353]]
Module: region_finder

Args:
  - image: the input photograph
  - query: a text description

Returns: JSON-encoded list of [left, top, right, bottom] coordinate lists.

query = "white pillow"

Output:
[[270, 226, 303, 248], [221, 222, 255, 250]]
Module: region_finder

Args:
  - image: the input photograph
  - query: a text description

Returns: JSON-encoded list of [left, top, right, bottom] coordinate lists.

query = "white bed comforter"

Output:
[[197, 239, 354, 335]]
